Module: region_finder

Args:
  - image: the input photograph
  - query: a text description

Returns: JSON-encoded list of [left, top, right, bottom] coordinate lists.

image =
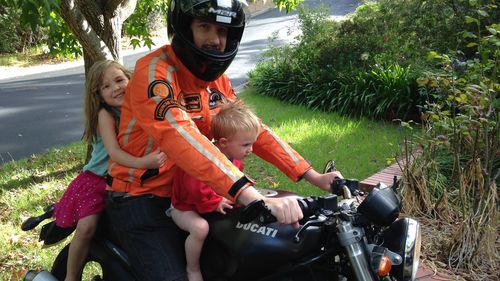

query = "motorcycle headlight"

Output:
[[358, 187, 400, 226], [383, 218, 422, 281]]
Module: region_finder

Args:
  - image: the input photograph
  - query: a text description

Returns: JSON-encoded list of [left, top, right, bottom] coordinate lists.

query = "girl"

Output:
[[53, 60, 166, 281]]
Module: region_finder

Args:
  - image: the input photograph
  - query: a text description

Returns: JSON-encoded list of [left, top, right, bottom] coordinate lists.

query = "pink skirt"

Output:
[[53, 171, 106, 228]]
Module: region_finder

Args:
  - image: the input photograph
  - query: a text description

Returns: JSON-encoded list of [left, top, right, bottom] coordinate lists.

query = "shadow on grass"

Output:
[[0, 164, 83, 194]]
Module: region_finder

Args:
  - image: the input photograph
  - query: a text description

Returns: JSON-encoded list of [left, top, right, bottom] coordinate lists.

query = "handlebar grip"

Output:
[[239, 198, 314, 225], [324, 160, 347, 195], [256, 209, 277, 225], [239, 200, 269, 224], [330, 177, 345, 195], [330, 178, 361, 196]]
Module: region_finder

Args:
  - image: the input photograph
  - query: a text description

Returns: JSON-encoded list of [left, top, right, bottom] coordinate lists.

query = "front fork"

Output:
[[337, 220, 377, 281]]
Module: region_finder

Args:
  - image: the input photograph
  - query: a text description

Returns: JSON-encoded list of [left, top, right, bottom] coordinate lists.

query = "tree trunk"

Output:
[[60, 0, 137, 74]]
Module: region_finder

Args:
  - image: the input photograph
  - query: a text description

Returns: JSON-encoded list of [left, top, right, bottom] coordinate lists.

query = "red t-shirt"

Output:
[[171, 159, 243, 213]]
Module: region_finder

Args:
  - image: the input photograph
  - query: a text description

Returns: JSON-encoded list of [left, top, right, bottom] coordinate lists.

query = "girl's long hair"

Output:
[[82, 60, 131, 161]]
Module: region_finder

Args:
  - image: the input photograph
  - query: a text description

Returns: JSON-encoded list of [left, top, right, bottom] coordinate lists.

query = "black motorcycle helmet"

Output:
[[168, 0, 247, 82]]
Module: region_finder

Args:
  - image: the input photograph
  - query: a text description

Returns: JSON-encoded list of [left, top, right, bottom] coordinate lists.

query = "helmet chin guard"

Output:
[[168, 0, 247, 81]]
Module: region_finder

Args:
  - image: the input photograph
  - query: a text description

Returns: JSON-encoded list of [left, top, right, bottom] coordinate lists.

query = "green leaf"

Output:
[[487, 27, 498, 35], [477, 9, 489, 18], [130, 38, 141, 49], [427, 51, 438, 59], [462, 31, 477, 39], [465, 16, 479, 24]]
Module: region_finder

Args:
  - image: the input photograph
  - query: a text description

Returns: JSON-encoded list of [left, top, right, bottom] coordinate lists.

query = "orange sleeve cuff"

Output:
[[230, 177, 254, 201]]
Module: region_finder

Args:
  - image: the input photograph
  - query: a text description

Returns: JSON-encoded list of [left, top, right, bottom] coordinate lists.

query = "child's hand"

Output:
[[140, 149, 167, 169], [216, 197, 233, 214]]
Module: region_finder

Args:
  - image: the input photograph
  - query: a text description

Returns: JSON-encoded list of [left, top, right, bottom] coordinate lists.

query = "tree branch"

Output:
[[61, 0, 110, 66], [60, 0, 137, 72]]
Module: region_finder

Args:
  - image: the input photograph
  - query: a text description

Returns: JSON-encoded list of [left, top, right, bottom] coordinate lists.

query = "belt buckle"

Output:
[[109, 191, 128, 198]]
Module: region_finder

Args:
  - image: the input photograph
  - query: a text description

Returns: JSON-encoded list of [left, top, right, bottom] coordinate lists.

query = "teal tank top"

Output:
[[83, 108, 120, 176], [82, 137, 109, 176]]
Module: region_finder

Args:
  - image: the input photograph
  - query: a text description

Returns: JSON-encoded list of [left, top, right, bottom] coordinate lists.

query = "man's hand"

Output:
[[262, 197, 303, 228], [236, 186, 303, 228], [303, 169, 343, 192]]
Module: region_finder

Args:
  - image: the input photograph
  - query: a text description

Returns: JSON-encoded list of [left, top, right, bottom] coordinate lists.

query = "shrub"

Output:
[[249, 0, 495, 122], [401, 3, 499, 278], [251, 0, 499, 278], [334, 63, 422, 120], [0, 3, 44, 54], [248, 5, 342, 109]]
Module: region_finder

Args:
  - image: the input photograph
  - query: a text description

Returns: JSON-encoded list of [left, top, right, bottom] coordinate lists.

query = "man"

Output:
[[105, 0, 342, 280]]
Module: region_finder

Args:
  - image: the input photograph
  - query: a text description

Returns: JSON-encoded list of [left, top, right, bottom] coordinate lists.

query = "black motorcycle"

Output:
[[22, 162, 421, 281]]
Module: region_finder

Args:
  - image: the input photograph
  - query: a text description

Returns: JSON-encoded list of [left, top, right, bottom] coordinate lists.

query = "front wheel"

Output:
[[51, 241, 135, 281]]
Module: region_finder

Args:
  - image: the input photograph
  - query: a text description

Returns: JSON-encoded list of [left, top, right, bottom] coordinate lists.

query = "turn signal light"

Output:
[[377, 256, 392, 277]]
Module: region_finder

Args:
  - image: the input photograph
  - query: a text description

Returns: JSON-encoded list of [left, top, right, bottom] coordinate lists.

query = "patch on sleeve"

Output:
[[154, 99, 181, 120], [148, 80, 173, 99], [208, 88, 228, 109]]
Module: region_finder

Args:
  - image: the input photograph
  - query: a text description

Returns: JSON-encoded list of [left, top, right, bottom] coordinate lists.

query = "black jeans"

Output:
[[105, 193, 188, 281]]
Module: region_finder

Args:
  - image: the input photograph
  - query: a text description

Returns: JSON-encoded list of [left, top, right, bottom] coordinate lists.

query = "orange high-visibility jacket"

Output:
[[107, 45, 311, 201]]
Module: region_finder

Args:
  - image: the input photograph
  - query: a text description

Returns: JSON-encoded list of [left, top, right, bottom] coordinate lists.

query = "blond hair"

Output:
[[82, 60, 132, 159], [212, 100, 261, 141]]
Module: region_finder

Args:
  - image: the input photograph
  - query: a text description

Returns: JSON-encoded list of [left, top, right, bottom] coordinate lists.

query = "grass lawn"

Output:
[[239, 90, 410, 196], [0, 89, 411, 280]]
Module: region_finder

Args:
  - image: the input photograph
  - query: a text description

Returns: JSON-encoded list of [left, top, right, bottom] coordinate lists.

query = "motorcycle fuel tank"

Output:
[[201, 207, 325, 280]]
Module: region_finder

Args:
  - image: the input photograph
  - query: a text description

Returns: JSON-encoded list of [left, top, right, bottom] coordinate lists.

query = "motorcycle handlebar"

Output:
[[239, 194, 339, 225], [330, 178, 361, 197], [239, 160, 359, 225]]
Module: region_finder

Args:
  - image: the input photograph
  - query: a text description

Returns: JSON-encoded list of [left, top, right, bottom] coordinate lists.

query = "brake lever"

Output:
[[323, 160, 336, 173], [293, 215, 327, 243]]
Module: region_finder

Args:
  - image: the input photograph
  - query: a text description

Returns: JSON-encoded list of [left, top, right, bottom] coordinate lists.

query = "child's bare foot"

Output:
[[186, 268, 203, 281]]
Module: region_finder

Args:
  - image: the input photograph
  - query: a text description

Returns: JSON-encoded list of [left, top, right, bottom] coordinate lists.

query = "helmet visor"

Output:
[[179, 0, 247, 27]]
